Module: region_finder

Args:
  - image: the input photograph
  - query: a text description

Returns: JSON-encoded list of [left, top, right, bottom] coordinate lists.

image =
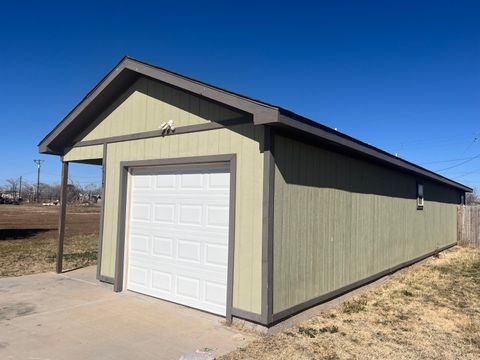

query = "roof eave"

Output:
[[38, 56, 471, 193]]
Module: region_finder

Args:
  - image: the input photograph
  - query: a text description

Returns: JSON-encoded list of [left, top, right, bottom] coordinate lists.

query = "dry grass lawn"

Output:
[[221, 246, 480, 360], [0, 234, 98, 277]]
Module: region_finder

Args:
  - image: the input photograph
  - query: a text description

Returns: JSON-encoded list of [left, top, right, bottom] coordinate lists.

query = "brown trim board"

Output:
[[98, 275, 114, 284], [225, 155, 237, 325], [96, 143, 107, 280], [56, 160, 69, 274], [113, 154, 238, 323], [270, 242, 457, 325], [72, 118, 250, 149], [261, 126, 275, 324], [231, 308, 264, 324]]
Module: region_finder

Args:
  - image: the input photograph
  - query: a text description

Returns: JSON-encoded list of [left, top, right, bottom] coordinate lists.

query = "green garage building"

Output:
[[39, 57, 470, 326]]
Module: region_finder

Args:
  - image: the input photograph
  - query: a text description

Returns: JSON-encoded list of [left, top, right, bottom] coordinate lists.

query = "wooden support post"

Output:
[[57, 161, 69, 274]]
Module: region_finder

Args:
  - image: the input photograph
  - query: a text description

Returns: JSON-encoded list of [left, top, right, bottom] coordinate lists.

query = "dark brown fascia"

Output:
[[38, 58, 135, 154], [122, 58, 279, 123]]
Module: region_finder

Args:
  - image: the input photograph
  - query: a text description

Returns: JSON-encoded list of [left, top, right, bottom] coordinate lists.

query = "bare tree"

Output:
[[66, 181, 101, 204], [17, 180, 35, 202], [23, 183, 36, 202], [0, 179, 101, 204], [466, 187, 480, 205], [5, 178, 20, 198]]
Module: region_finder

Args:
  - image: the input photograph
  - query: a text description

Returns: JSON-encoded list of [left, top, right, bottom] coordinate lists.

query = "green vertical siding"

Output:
[[75, 77, 245, 142], [273, 134, 459, 314]]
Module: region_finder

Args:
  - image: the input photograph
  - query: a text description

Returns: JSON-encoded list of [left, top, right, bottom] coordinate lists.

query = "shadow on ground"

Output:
[[0, 229, 53, 240]]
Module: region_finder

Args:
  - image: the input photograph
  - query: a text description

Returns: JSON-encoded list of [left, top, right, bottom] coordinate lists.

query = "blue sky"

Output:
[[0, 1, 479, 190]]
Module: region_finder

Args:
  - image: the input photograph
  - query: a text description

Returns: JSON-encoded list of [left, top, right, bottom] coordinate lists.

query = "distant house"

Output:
[[39, 57, 471, 327]]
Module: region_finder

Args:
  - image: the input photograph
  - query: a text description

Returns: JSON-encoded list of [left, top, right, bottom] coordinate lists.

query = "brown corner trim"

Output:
[[113, 161, 129, 293], [270, 242, 457, 325], [96, 143, 107, 280], [113, 154, 237, 324], [98, 275, 114, 284], [72, 119, 250, 149], [56, 160, 69, 274], [231, 308, 264, 325], [225, 155, 237, 325], [261, 126, 275, 325]]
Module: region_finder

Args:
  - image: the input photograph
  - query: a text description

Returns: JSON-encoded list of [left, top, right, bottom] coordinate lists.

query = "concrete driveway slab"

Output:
[[0, 267, 256, 360]]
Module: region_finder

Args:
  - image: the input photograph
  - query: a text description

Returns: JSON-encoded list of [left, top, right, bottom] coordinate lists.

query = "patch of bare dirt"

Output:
[[0, 204, 100, 240]]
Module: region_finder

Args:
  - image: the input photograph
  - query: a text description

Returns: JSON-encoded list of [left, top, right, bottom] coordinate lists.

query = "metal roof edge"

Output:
[[276, 109, 472, 192]]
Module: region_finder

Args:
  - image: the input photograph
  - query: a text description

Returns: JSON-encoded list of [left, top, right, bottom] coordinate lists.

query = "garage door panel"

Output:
[[130, 225, 227, 242], [179, 173, 205, 189], [131, 203, 151, 222], [128, 266, 227, 313], [127, 166, 230, 315], [132, 175, 153, 189], [130, 234, 150, 254], [178, 205, 203, 226], [207, 172, 230, 189], [146, 194, 229, 202], [206, 205, 229, 228], [204, 281, 227, 306], [129, 257, 227, 276], [205, 243, 228, 268], [153, 204, 176, 223], [128, 262, 224, 284], [176, 275, 200, 299], [128, 265, 148, 287], [129, 259, 226, 284], [146, 259, 227, 278], [154, 173, 176, 189], [151, 270, 173, 292], [177, 239, 201, 263], [152, 236, 174, 258]]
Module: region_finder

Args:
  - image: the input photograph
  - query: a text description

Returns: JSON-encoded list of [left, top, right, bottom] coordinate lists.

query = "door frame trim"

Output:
[[113, 154, 237, 323]]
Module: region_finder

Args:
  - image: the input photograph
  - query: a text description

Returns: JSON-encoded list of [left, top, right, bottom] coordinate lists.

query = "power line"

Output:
[[460, 132, 480, 155], [395, 139, 469, 152], [419, 155, 480, 165], [384, 132, 472, 147], [435, 153, 480, 172], [453, 167, 480, 179]]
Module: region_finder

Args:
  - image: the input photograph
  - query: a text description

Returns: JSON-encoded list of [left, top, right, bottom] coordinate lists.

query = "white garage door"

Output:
[[126, 165, 230, 315]]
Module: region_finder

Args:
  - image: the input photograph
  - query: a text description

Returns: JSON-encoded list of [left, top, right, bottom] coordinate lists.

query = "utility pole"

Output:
[[18, 176, 22, 199], [33, 160, 44, 203]]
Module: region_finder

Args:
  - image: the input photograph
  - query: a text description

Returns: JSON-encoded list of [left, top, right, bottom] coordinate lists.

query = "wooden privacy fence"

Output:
[[457, 205, 480, 247]]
